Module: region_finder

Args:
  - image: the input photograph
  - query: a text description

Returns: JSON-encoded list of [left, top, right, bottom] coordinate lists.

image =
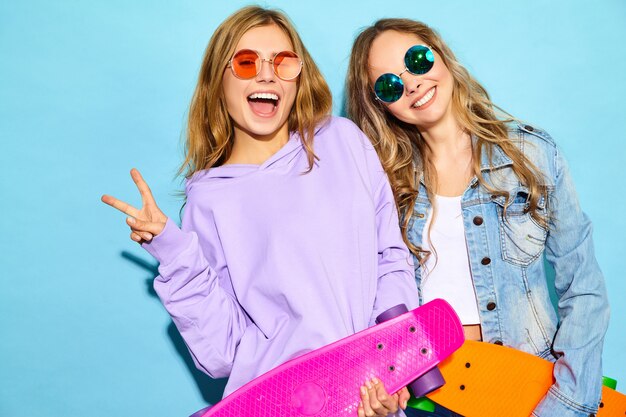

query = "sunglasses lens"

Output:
[[405, 45, 434, 75], [374, 73, 404, 103], [273, 51, 302, 80], [232, 49, 259, 79]]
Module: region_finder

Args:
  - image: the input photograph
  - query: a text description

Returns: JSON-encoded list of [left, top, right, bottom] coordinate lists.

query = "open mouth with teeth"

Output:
[[247, 92, 280, 116], [412, 87, 436, 109]]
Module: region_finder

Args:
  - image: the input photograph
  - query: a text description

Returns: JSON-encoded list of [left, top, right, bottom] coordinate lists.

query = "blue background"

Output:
[[1, 1, 624, 416]]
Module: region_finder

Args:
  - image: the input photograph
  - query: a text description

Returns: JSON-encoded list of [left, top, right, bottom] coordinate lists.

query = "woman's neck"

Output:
[[418, 114, 470, 160], [418, 116, 473, 197], [226, 123, 290, 165]]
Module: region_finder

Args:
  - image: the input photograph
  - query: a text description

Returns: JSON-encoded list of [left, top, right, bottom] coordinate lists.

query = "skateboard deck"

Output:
[[426, 340, 626, 417], [197, 299, 464, 417]]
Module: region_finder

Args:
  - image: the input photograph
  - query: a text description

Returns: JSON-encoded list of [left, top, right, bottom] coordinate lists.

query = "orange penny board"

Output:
[[427, 340, 626, 417]]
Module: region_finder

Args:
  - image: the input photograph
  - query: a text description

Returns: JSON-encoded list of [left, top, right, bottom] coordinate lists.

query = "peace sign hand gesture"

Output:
[[101, 168, 168, 244]]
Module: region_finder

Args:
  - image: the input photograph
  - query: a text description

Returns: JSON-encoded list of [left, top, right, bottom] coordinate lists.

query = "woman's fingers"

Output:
[[359, 383, 374, 416], [126, 217, 165, 236], [358, 379, 388, 417], [371, 378, 397, 414], [130, 169, 167, 223], [130, 230, 153, 243], [397, 387, 410, 410], [367, 380, 385, 415], [358, 378, 400, 416], [101, 194, 140, 218], [357, 399, 366, 417], [130, 168, 157, 206], [130, 231, 143, 243], [138, 231, 153, 241], [357, 401, 364, 417], [104, 169, 165, 241]]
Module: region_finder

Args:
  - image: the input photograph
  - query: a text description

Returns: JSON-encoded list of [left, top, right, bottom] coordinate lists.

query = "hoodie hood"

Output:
[[185, 129, 305, 193], [185, 118, 334, 194]]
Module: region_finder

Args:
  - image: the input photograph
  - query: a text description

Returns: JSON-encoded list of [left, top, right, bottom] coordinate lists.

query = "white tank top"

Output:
[[421, 195, 480, 325]]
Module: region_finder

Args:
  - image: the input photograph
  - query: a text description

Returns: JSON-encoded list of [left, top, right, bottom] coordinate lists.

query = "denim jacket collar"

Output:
[[478, 139, 513, 172]]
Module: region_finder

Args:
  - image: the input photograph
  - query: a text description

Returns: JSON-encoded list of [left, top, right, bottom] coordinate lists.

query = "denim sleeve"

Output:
[[532, 147, 610, 417]]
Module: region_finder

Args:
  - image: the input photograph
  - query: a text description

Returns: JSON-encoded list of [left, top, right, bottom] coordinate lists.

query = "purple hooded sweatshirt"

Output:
[[143, 116, 419, 397]]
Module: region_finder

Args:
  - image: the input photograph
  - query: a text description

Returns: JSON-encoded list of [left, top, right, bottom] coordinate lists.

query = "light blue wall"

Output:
[[1, 1, 624, 416]]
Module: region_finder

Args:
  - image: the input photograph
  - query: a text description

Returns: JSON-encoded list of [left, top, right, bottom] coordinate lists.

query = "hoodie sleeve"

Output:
[[347, 122, 420, 324], [369, 157, 421, 324], [142, 187, 249, 379]]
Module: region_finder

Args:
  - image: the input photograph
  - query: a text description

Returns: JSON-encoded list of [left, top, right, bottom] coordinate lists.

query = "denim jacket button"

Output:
[[481, 257, 491, 265], [470, 181, 479, 189], [473, 216, 484, 226], [493, 340, 503, 345], [524, 124, 534, 132], [487, 302, 496, 311]]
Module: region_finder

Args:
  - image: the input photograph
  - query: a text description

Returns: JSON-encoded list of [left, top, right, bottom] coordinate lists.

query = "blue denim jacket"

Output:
[[407, 124, 609, 417]]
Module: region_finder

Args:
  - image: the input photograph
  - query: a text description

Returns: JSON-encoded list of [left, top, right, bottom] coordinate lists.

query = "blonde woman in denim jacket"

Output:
[[346, 18, 610, 417]]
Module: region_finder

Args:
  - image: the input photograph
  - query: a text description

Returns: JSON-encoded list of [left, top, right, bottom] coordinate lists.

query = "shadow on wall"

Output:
[[121, 250, 228, 406]]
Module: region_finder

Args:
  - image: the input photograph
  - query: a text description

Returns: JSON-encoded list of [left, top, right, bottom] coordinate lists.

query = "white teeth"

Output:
[[248, 92, 279, 101], [413, 88, 435, 108]]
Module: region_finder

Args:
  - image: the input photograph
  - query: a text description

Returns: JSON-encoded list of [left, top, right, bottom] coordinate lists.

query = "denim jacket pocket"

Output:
[[494, 190, 548, 266]]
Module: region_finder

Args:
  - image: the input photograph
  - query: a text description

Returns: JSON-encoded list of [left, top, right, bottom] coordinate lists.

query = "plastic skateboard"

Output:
[[425, 340, 626, 417], [193, 299, 464, 417]]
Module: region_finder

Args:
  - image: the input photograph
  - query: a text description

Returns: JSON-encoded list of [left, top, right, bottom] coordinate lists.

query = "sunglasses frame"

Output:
[[373, 44, 435, 104], [227, 49, 303, 81]]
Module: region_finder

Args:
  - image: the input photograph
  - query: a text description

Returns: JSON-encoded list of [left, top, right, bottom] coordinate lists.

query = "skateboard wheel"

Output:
[[602, 376, 617, 390], [407, 396, 436, 412], [409, 366, 445, 397], [375, 304, 408, 324], [189, 405, 212, 417]]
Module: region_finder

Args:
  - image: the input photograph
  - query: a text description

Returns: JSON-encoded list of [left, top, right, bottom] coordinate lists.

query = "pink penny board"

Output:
[[198, 299, 463, 417]]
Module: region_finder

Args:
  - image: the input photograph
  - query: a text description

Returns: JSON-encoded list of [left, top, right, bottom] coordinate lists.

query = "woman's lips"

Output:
[[248, 92, 279, 117], [411, 87, 436, 110]]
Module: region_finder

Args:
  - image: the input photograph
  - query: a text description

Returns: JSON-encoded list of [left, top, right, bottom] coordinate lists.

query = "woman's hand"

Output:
[[101, 168, 167, 243], [358, 377, 410, 417]]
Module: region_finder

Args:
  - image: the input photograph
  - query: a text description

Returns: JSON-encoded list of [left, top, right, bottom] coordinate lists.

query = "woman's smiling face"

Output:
[[222, 24, 298, 141], [368, 30, 455, 130]]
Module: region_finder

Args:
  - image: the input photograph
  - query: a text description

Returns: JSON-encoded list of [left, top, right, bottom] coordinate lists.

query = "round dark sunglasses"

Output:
[[373, 45, 435, 103]]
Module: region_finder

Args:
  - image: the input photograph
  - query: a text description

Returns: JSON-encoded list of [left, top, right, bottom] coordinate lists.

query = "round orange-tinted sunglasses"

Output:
[[227, 49, 303, 81]]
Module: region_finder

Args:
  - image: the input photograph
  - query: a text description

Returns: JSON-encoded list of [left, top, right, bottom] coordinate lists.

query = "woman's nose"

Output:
[[256, 58, 276, 82]]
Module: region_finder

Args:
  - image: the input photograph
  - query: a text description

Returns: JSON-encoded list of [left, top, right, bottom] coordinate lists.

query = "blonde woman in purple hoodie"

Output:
[[102, 6, 418, 417]]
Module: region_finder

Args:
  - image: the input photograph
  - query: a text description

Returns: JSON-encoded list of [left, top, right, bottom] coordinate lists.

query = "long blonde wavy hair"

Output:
[[180, 6, 332, 178], [347, 19, 546, 260]]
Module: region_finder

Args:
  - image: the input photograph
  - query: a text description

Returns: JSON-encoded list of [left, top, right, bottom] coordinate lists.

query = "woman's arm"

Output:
[[533, 147, 610, 417], [358, 130, 420, 324], [103, 169, 249, 379]]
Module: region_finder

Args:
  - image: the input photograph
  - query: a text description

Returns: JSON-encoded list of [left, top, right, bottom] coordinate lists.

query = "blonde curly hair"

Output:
[[181, 6, 332, 177], [347, 18, 546, 260]]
